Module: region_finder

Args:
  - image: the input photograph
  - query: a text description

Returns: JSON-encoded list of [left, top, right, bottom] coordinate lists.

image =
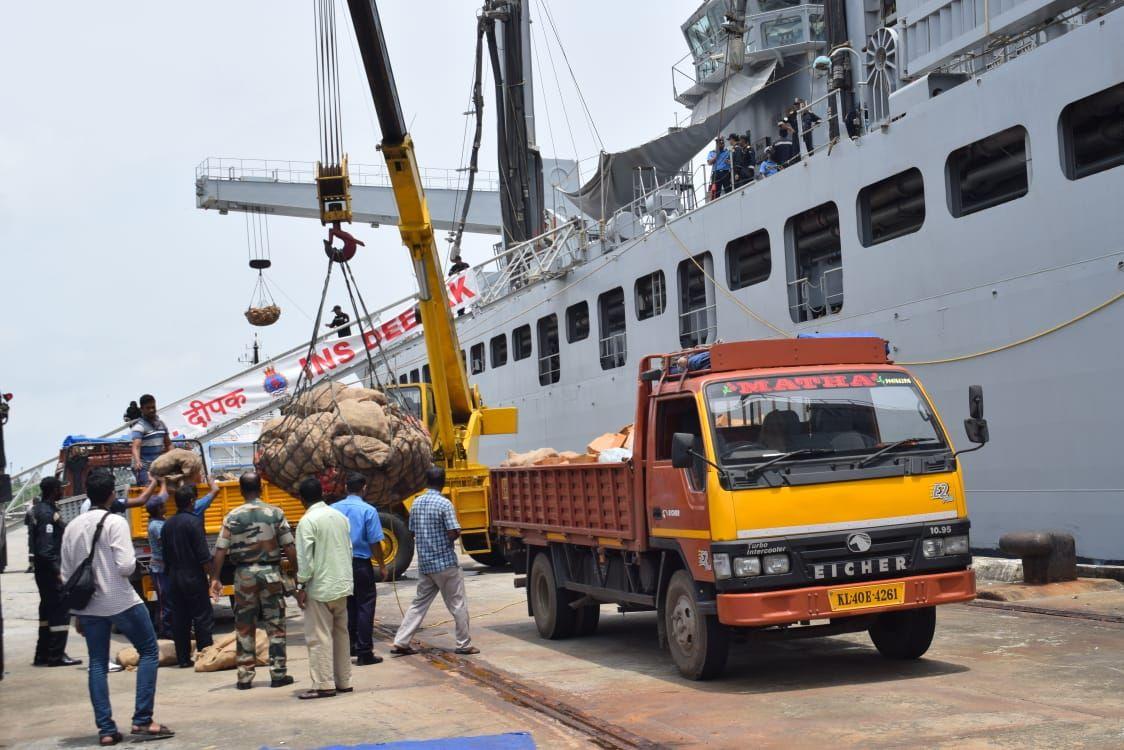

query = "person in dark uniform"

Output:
[[162, 485, 215, 668], [448, 255, 470, 276], [29, 477, 82, 667], [326, 306, 352, 339]]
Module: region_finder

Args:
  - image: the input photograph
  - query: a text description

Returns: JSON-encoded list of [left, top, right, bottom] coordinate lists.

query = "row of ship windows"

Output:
[[393, 82, 1124, 385]]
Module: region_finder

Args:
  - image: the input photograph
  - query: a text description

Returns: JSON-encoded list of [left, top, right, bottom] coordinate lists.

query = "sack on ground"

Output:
[[115, 639, 180, 669], [193, 631, 269, 673]]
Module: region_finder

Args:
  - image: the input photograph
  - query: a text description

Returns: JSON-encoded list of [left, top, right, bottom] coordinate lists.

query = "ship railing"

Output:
[[679, 305, 718, 348], [537, 351, 560, 384], [473, 219, 586, 307], [194, 157, 500, 194], [787, 267, 844, 322], [600, 172, 696, 251], [2, 465, 50, 525], [599, 332, 628, 370], [793, 87, 868, 160]]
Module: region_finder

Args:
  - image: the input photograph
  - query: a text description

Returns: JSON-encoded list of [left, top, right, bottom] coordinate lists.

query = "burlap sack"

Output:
[[502, 447, 558, 467], [193, 631, 269, 673], [115, 639, 179, 668], [149, 449, 204, 489], [283, 382, 349, 417], [336, 386, 388, 407], [332, 435, 391, 472], [333, 399, 390, 442]]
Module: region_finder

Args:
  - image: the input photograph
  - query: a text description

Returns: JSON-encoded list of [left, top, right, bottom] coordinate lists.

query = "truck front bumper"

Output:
[[716, 569, 976, 627]]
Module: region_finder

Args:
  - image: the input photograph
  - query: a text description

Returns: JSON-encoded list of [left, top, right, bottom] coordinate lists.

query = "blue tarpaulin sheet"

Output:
[[61, 435, 131, 448], [278, 734, 536, 750]]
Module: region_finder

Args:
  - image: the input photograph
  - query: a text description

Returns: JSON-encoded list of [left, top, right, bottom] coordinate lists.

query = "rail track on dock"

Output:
[[965, 600, 1124, 624], [373, 623, 666, 750]]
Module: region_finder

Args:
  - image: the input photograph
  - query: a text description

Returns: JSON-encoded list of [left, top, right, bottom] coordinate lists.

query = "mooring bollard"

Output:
[[998, 531, 1077, 584]]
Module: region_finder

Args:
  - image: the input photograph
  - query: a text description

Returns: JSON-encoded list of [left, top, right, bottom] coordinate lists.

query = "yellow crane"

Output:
[[325, 0, 517, 564]]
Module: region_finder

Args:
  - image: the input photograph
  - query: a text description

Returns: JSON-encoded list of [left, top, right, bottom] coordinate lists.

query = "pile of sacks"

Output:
[[501, 425, 634, 467], [257, 382, 431, 506]]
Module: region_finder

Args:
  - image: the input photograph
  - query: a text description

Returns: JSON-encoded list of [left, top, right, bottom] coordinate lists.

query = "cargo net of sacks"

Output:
[[256, 382, 432, 506]]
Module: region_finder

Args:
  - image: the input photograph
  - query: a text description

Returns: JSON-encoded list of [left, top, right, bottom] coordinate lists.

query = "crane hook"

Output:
[[323, 222, 365, 263]]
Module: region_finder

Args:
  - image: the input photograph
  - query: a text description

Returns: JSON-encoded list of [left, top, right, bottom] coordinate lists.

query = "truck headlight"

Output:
[[763, 553, 790, 575], [733, 556, 761, 577], [713, 553, 731, 579], [922, 538, 943, 558], [943, 535, 969, 555]]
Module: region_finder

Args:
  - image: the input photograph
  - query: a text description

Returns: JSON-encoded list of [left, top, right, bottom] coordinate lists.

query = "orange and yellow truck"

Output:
[[490, 337, 986, 679]]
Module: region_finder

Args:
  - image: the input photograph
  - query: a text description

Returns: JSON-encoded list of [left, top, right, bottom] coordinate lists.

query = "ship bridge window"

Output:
[[946, 125, 1029, 218], [399, 373, 408, 385], [857, 168, 925, 246], [598, 288, 627, 370], [726, 229, 771, 289], [537, 314, 560, 385], [678, 252, 717, 348], [1060, 83, 1124, 181], [513, 325, 532, 361], [409, 368, 420, 383], [470, 343, 485, 375], [490, 334, 507, 368], [635, 270, 667, 321], [422, 364, 430, 383], [566, 301, 589, 343], [785, 202, 843, 323]]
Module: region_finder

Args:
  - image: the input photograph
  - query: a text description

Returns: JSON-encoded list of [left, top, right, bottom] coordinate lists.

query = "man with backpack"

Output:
[[61, 468, 174, 745]]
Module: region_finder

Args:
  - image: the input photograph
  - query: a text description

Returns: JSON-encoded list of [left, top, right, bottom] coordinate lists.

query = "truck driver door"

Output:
[[647, 396, 710, 538]]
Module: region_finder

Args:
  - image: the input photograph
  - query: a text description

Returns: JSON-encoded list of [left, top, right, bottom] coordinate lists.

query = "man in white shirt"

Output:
[[61, 468, 174, 746]]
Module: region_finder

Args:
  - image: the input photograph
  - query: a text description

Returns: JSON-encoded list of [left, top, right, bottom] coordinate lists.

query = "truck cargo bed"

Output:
[[490, 463, 644, 549]]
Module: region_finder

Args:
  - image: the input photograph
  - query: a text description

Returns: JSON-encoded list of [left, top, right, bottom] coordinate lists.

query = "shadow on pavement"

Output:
[[488, 608, 968, 694]]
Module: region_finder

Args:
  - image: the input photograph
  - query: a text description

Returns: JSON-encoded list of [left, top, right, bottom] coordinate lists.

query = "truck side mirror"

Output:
[[671, 432, 694, 469], [964, 417, 989, 445], [968, 385, 984, 420]]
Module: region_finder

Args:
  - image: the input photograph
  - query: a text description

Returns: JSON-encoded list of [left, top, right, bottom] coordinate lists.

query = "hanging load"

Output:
[[256, 381, 432, 508], [245, 208, 281, 326]]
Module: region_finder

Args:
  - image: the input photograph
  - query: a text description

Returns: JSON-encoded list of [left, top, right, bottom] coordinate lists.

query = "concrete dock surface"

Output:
[[2, 529, 1123, 749]]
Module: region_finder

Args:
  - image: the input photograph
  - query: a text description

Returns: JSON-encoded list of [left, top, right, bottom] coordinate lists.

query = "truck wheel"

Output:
[[869, 606, 936, 659], [378, 511, 414, 580], [665, 570, 728, 680], [574, 603, 601, 636], [530, 553, 576, 639]]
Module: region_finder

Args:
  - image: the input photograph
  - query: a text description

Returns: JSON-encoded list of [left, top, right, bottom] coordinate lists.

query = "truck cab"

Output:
[[493, 338, 985, 679]]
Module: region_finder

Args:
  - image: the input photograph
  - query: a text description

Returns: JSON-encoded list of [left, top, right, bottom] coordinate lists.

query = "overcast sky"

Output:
[[0, 1, 695, 472]]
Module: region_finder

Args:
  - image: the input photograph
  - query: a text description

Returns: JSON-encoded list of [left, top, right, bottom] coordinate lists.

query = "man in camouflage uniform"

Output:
[[210, 471, 297, 689]]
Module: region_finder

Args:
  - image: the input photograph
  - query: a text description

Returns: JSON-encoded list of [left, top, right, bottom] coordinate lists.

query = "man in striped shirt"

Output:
[[390, 466, 477, 656], [129, 394, 171, 484]]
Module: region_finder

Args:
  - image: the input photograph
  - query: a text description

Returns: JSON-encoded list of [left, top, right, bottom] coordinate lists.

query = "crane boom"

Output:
[[344, 0, 475, 463]]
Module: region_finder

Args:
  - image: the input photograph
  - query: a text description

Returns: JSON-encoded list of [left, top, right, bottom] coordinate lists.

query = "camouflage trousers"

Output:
[[232, 563, 287, 685]]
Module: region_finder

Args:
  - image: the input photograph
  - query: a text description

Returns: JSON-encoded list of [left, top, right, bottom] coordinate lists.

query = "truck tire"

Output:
[[378, 511, 414, 580], [574, 603, 601, 636], [530, 553, 576, 639], [665, 570, 729, 680], [869, 606, 936, 659]]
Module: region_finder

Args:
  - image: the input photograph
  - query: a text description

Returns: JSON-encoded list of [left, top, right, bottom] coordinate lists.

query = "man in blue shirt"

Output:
[[390, 466, 478, 656], [707, 137, 732, 197], [331, 473, 387, 665]]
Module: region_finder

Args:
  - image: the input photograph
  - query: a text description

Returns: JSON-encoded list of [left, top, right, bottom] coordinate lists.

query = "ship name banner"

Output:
[[152, 270, 479, 441]]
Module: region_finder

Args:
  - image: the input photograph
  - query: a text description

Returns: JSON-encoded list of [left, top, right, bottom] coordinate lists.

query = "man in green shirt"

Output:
[[294, 477, 354, 699]]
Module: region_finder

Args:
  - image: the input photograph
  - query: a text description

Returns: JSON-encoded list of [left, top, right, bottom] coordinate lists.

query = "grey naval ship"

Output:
[[368, 0, 1124, 561]]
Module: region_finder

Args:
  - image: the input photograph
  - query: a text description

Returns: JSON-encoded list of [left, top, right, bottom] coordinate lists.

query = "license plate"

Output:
[[827, 581, 906, 612]]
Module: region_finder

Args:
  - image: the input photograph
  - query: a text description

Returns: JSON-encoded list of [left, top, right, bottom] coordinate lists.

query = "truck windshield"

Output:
[[704, 371, 945, 468]]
